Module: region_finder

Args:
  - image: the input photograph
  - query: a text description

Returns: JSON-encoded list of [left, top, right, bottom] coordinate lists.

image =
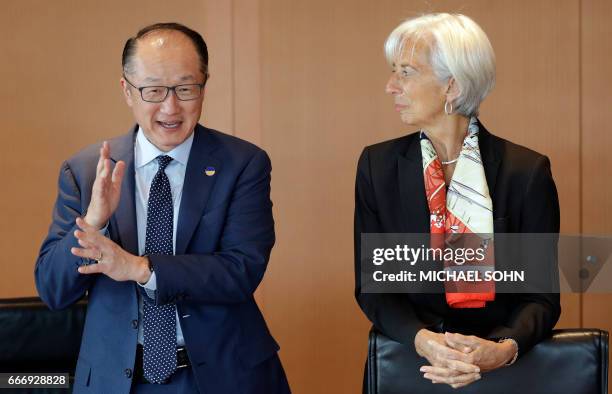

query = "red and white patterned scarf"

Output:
[[420, 118, 495, 308]]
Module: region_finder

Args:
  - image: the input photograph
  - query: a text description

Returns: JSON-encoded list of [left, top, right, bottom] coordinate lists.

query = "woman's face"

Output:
[[385, 41, 448, 130]]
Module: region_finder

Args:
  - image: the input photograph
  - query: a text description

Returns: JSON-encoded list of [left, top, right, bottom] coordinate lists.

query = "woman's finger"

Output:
[[428, 339, 475, 365], [446, 359, 480, 374], [445, 334, 473, 353], [420, 366, 460, 377], [423, 372, 481, 385], [446, 332, 480, 348]]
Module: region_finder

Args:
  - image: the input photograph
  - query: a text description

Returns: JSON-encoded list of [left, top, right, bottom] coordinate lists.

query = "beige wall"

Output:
[[581, 0, 612, 368], [0, 1, 610, 393]]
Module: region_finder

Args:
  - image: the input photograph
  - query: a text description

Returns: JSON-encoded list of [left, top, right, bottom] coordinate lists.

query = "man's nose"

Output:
[[159, 89, 181, 114], [385, 74, 401, 95]]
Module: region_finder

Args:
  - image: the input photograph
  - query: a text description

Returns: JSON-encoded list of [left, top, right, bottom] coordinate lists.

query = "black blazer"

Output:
[[354, 121, 561, 358]]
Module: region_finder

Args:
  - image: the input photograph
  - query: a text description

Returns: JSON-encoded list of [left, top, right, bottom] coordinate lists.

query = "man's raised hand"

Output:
[[83, 141, 126, 230]]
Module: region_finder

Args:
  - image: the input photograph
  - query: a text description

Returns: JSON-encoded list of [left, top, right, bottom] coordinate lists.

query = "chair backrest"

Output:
[[368, 328, 609, 394], [0, 297, 86, 373]]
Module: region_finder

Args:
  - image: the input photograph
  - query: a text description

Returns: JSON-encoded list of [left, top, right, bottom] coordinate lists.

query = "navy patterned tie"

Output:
[[142, 155, 177, 384]]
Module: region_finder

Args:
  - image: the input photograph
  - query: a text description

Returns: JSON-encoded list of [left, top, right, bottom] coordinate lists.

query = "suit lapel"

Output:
[[176, 125, 220, 254], [398, 135, 430, 233], [110, 126, 139, 255], [477, 120, 502, 201]]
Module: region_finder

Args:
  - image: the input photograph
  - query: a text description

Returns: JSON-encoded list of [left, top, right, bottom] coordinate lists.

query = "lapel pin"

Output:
[[204, 166, 216, 176]]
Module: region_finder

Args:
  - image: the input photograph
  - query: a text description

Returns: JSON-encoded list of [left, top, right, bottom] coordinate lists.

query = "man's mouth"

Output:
[[157, 121, 182, 129]]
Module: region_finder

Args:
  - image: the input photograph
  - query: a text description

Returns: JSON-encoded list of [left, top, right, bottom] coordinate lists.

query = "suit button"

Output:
[[131, 319, 138, 329], [124, 368, 133, 378]]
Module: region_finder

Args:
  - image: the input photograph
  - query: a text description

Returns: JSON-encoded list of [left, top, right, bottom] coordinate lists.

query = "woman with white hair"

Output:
[[354, 14, 560, 390]]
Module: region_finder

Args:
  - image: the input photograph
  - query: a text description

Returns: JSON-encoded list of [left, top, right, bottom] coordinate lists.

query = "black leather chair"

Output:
[[0, 297, 86, 393], [367, 328, 609, 394]]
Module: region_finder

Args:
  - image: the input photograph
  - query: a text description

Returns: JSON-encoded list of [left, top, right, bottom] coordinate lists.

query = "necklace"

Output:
[[440, 156, 459, 165]]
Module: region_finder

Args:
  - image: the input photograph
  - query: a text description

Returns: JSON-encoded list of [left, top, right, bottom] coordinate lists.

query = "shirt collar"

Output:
[[134, 126, 194, 169]]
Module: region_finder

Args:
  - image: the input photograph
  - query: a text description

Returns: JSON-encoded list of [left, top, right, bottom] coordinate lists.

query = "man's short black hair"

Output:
[[122, 22, 209, 81]]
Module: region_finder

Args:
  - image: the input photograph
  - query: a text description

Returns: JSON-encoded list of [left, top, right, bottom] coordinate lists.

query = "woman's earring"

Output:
[[444, 101, 453, 115]]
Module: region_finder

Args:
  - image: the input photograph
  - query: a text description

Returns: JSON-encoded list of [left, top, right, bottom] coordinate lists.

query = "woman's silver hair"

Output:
[[385, 13, 495, 117]]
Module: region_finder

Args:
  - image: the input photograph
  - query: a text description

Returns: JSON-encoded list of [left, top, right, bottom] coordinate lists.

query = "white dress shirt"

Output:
[[134, 127, 194, 346]]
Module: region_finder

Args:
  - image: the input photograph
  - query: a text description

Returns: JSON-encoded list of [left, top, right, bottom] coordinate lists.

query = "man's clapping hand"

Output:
[[83, 141, 126, 230], [70, 141, 150, 284], [71, 217, 151, 283]]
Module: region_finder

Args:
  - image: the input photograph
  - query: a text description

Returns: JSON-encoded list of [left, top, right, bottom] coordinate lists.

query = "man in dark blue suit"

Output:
[[35, 23, 290, 394]]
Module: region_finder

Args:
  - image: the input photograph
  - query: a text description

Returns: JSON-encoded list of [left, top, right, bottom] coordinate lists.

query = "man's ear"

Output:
[[120, 77, 134, 107], [445, 78, 461, 103]]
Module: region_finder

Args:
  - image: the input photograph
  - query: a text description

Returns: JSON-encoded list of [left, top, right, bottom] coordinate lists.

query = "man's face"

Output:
[[121, 31, 206, 152]]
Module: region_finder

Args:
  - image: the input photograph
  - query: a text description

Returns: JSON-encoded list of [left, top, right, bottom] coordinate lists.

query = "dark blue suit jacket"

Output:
[[35, 124, 290, 393]]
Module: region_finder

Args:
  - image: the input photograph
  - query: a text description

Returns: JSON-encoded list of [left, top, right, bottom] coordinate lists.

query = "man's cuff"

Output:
[[99, 222, 109, 236], [137, 271, 157, 292]]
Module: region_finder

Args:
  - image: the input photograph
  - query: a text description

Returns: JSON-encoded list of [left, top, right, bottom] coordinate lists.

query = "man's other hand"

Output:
[[71, 217, 151, 283]]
